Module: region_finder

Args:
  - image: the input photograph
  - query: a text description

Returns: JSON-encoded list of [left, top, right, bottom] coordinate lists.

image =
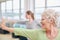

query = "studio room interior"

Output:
[[0, 0, 60, 40]]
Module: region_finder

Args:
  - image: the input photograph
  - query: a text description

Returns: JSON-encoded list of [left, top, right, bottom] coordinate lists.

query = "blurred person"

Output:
[[25, 10, 40, 29]]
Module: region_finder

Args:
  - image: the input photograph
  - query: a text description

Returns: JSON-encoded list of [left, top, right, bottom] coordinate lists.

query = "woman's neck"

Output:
[[29, 18, 34, 23], [46, 24, 58, 40]]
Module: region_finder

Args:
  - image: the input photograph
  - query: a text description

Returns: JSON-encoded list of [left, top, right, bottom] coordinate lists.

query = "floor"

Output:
[[0, 34, 19, 40]]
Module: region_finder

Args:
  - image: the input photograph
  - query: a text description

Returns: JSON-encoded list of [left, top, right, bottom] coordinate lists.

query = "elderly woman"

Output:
[[41, 9, 58, 40], [1, 9, 60, 40]]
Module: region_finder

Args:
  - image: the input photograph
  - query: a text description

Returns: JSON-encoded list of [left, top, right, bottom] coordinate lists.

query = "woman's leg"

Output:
[[0, 28, 10, 34], [19, 36, 28, 40]]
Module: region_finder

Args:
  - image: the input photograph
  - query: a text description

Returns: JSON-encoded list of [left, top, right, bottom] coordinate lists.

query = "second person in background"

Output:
[[26, 10, 41, 29]]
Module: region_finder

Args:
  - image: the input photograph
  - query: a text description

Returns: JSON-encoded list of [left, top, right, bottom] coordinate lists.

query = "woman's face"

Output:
[[26, 14, 30, 19], [41, 15, 51, 30]]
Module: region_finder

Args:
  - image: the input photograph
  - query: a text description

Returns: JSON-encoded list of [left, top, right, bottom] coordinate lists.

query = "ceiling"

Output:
[[0, 0, 11, 2]]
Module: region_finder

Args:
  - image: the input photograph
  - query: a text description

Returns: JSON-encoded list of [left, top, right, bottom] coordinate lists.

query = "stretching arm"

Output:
[[1, 19, 14, 33]]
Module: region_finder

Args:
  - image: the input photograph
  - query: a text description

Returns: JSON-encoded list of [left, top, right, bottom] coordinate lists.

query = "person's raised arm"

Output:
[[1, 18, 14, 33]]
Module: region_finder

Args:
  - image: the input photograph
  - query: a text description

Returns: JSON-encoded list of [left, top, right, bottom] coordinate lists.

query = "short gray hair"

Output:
[[42, 9, 58, 27]]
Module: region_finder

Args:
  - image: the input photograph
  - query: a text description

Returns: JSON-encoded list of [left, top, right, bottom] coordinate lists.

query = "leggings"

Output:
[[12, 33, 28, 40]]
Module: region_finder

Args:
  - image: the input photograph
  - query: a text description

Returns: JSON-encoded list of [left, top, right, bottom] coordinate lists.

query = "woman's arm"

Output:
[[0, 19, 40, 40], [14, 28, 38, 40], [1, 24, 14, 33], [1, 19, 14, 33]]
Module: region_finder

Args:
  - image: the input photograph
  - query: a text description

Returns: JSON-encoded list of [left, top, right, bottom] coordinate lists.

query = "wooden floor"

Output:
[[0, 34, 19, 40]]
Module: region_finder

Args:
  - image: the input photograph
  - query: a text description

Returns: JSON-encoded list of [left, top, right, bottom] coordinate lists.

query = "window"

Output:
[[6, 1, 12, 10], [35, 0, 60, 19], [21, 0, 25, 20], [21, 0, 24, 9], [47, 0, 60, 6], [6, 1, 12, 18], [1, 0, 26, 20], [1, 2, 5, 18], [35, 0, 45, 19], [13, 0, 20, 20], [47, 0, 60, 12], [13, 0, 19, 10], [35, 8, 45, 19], [35, 0, 45, 8], [47, 7, 60, 12], [1, 2, 5, 13], [21, 10, 25, 20], [13, 9, 19, 20]]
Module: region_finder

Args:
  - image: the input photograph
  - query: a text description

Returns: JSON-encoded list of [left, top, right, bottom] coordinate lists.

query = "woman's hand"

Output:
[[1, 18, 14, 33], [1, 18, 6, 29]]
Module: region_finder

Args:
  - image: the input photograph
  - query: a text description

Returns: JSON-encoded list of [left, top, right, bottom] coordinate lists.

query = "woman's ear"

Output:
[[50, 18, 55, 25]]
